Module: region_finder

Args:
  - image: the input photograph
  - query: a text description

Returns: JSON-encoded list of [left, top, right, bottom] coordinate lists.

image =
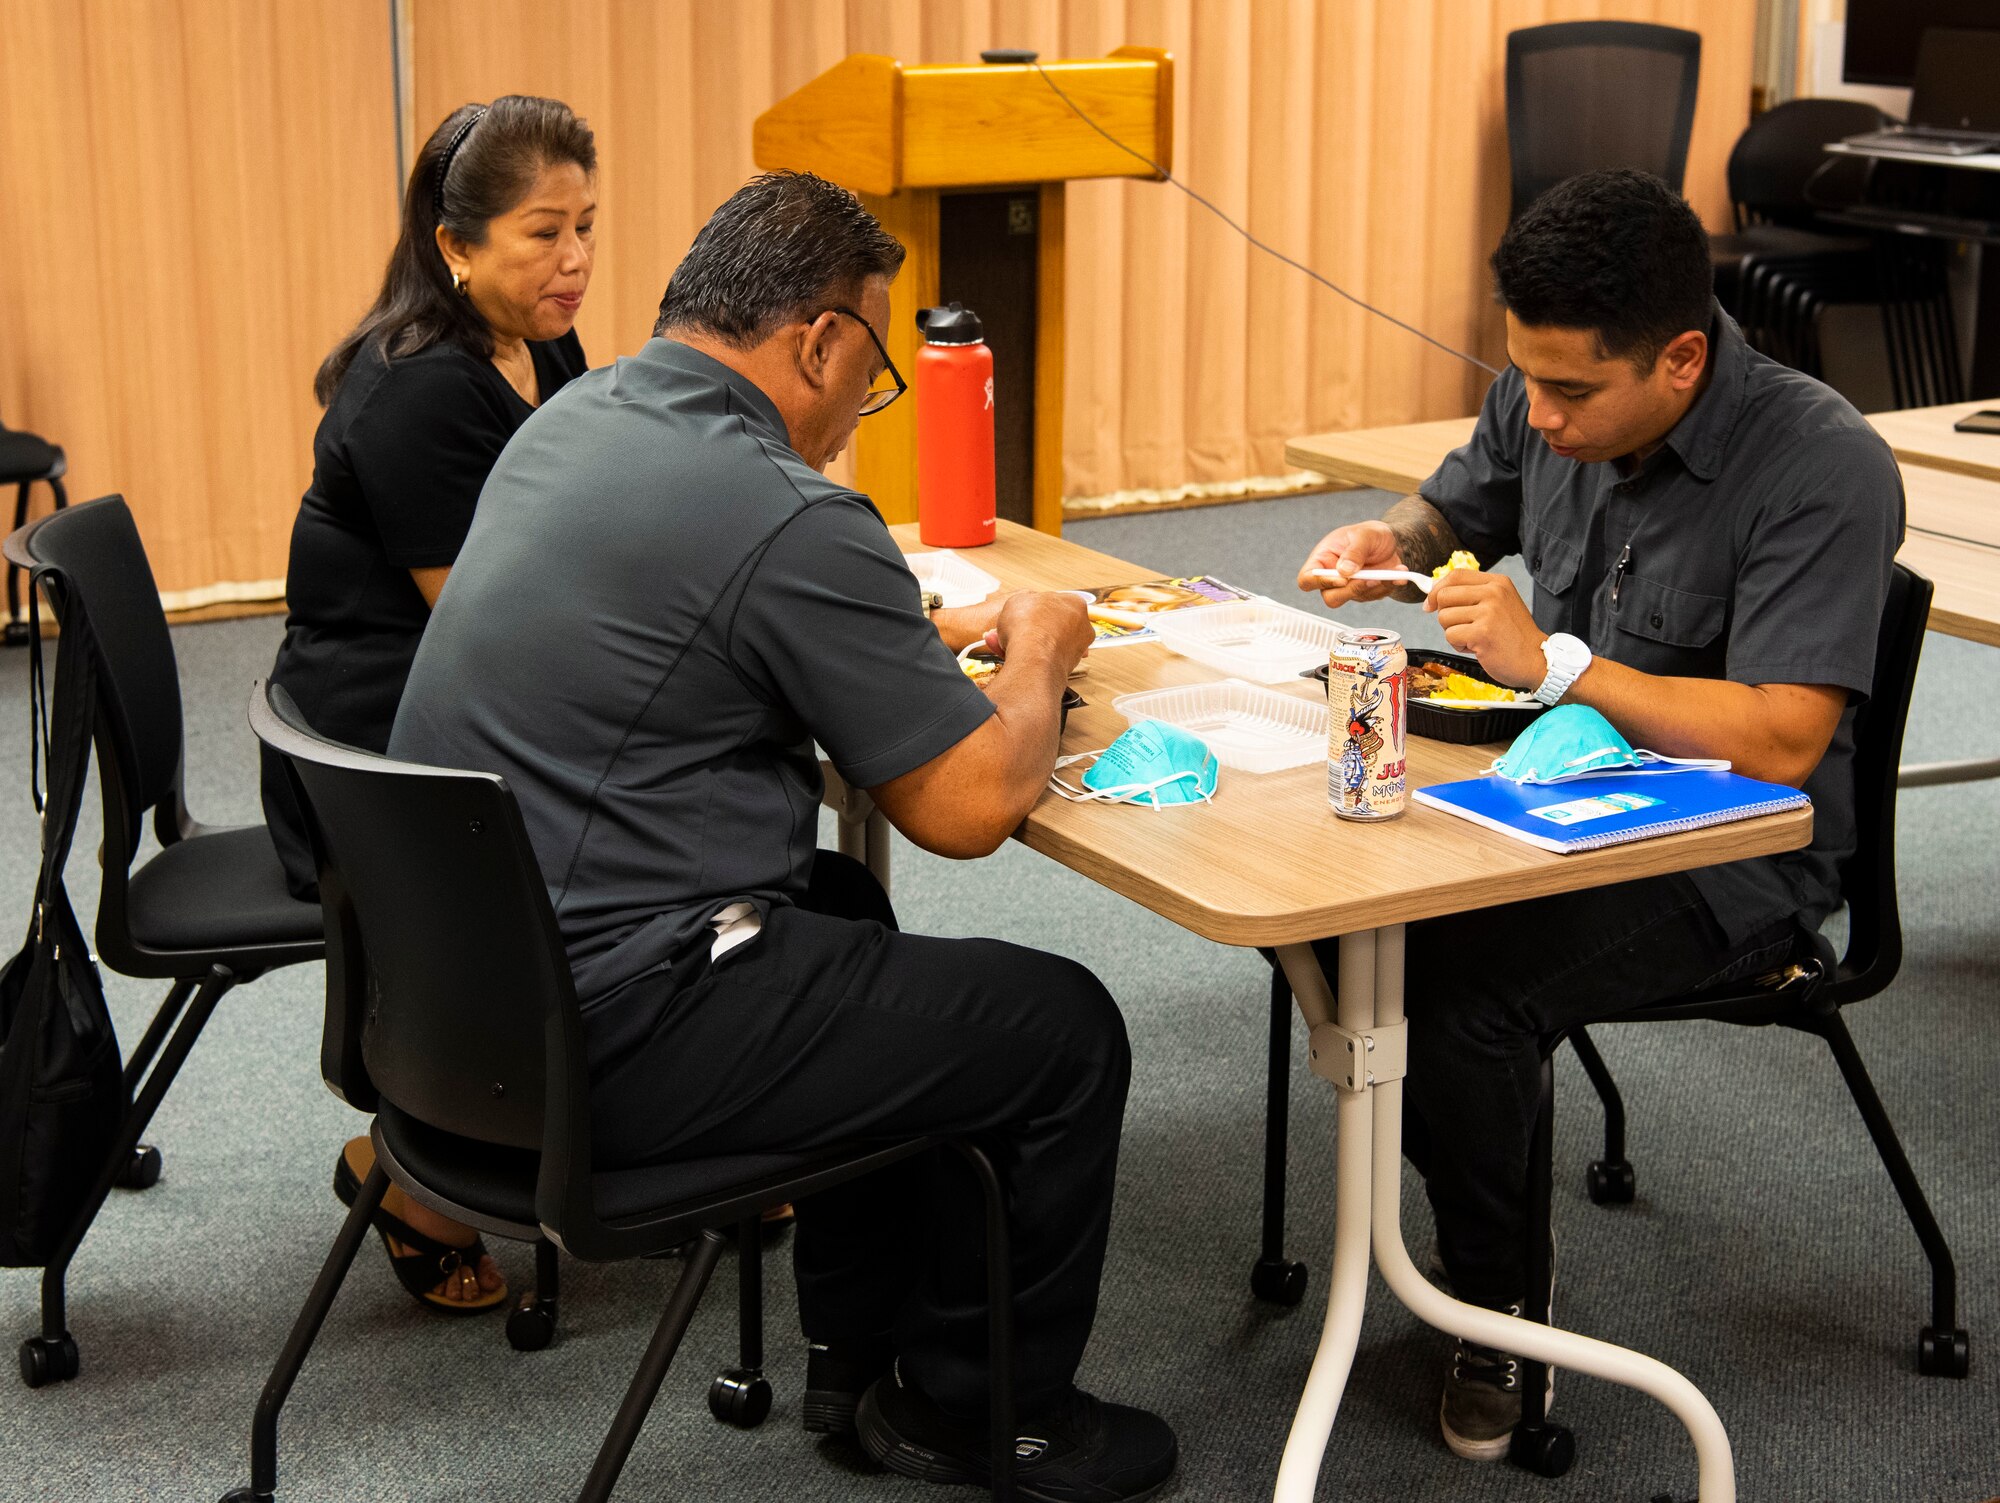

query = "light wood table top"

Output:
[[1284, 418, 1475, 497], [1867, 401, 2000, 484], [896, 521, 1810, 948], [1286, 421, 2000, 648]]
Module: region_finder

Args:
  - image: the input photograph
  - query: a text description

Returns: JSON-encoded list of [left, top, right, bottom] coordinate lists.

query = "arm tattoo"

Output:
[[1383, 495, 1461, 602]]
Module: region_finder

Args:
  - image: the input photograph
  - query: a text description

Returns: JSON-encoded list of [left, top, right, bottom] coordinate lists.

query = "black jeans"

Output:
[[1310, 871, 1795, 1309], [587, 853, 1131, 1416]]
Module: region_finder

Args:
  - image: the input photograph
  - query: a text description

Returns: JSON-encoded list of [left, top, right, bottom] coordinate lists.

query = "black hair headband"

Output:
[[432, 107, 488, 218]]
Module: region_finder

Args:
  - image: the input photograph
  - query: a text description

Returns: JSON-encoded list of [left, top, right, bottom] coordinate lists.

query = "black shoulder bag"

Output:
[[0, 568, 127, 1266]]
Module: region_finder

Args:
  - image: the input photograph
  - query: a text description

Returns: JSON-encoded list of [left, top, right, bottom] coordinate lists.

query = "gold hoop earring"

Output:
[[451, 270, 468, 297]]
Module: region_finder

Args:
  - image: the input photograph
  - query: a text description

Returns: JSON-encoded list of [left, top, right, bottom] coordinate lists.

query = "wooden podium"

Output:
[[754, 48, 1173, 533]]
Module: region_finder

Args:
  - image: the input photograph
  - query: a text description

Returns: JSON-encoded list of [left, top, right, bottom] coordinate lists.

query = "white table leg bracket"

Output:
[[1307, 1020, 1407, 1092]]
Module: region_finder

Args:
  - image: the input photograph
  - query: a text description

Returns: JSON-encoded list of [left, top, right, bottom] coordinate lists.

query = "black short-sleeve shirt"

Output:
[[1418, 306, 1905, 943], [390, 338, 994, 1054], [262, 331, 585, 894]]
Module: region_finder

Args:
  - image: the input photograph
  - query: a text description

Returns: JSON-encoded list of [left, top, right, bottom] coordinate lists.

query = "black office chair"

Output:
[[229, 681, 1019, 1503], [1711, 98, 1885, 312], [2, 495, 324, 1388], [0, 416, 68, 646], [1506, 562, 1967, 1480], [1505, 20, 1702, 221]]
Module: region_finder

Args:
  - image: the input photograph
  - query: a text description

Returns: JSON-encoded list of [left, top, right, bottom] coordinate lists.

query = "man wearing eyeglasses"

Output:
[[391, 171, 1176, 1501]]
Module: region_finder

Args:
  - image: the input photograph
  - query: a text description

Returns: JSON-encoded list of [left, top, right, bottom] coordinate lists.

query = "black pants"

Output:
[[1310, 872, 1794, 1309], [588, 853, 1131, 1416]]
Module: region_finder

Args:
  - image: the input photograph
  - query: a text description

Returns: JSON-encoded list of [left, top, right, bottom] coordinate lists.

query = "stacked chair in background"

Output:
[[1714, 99, 1966, 409]]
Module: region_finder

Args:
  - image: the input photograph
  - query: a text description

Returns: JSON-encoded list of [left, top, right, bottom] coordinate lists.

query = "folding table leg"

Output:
[[1251, 968, 1307, 1306]]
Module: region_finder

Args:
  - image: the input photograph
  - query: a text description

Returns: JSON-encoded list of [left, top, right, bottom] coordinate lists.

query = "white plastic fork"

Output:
[[1311, 567, 1437, 595]]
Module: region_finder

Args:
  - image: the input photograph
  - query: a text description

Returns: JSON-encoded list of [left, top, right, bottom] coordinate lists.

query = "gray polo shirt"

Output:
[[391, 338, 995, 1034], [1420, 306, 1905, 944]]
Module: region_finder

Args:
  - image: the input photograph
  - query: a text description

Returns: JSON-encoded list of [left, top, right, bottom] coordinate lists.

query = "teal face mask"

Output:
[[1050, 719, 1220, 809], [1484, 704, 1728, 785]]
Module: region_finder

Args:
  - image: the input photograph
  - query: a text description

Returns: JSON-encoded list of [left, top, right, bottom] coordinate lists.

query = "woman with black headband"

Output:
[[262, 95, 595, 1315]]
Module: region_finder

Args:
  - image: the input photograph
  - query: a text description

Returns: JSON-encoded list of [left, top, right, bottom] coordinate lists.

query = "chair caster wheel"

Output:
[[1917, 1325, 1969, 1378], [708, 1367, 772, 1428], [19, 1332, 79, 1388], [116, 1144, 164, 1190], [1585, 1159, 1635, 1205], [1507, 1420, 1576, 1477], [505, 1296, 557, 1352], [1250, 1257, 1308, 1306]]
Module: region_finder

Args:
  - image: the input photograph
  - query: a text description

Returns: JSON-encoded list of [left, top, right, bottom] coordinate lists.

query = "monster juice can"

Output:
[[1327, 627, 1409, 820]]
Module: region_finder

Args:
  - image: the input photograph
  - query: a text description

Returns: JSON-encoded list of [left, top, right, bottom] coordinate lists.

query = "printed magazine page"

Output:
[[1085, 576, 1252, 645]]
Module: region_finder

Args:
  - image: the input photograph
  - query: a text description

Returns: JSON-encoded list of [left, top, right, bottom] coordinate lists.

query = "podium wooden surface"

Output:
[[755, 50, 1172, 534]]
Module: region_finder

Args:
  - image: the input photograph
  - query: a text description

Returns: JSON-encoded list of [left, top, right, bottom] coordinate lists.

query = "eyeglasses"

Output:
[[827, 305, 906, 416]]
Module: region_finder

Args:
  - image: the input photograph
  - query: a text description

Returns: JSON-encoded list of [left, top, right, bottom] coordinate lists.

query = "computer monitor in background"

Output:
[[1843, 0, 2000, 87]]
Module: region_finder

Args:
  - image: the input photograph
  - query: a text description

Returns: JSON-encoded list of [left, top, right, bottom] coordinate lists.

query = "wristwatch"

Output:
[[1532, 633, 1593, 706], [920, 590, 944, 617]]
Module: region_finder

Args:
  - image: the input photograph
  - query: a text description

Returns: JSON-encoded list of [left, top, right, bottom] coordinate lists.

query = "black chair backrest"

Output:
[[1505, 21, 1702, 220], [1837, 561, 1932, 995], [249, 681, 588, 1159], [8, 496, 185, 847], [1727, 97, 1889, 229]]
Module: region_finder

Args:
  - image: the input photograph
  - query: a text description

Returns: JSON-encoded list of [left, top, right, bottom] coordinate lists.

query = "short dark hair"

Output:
[[316, 96, 596, 405], [1491, 169, 1713, 369], [655, 171, 906, 345]]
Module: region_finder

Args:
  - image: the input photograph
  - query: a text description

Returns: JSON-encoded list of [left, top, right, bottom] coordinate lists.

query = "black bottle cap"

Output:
[[980, 48, 1039, 65], [915, 302, 984, 344]]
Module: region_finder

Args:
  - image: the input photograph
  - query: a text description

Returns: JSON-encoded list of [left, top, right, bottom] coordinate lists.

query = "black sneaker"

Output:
[[856, 1362, 1179, 1502], [1439, 1304, 1558, 1461], [802, 1337, 894, 1435]]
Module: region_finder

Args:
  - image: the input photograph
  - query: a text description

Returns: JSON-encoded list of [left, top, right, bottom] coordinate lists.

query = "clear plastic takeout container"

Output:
[[1112, 678, 1327, 774], [1145, 597, 1346, 684], [904, 550, 1002, 609]]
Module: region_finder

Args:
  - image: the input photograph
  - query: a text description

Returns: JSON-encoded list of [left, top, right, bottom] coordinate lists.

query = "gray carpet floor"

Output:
[[0, 489, 1994, 1502]]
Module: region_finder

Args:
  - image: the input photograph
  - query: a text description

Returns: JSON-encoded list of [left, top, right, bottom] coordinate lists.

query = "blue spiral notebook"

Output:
[[1413, 768, 1811, 854]]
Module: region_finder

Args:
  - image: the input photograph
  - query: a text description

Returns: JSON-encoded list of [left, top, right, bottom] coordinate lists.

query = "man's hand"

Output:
[[865, 589, 1090, 860], [990, 590, 1093, 674], [1425, 571, 1547, 689], [1297, 520, 1406, 606], [930, 590, 1014, 653]]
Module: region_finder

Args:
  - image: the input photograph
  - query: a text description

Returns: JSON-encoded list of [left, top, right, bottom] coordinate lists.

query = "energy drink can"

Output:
[[1327, 627, 1408, 821]]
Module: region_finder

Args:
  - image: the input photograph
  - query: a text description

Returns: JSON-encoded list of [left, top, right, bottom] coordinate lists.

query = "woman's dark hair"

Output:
[[315, 95, 596, 404], [1491, 169, 1713, 370], [655, 171, 906, 346]]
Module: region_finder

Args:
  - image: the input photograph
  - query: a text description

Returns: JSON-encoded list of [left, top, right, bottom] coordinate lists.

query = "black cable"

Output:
[[1030, 61, 1503, 377]]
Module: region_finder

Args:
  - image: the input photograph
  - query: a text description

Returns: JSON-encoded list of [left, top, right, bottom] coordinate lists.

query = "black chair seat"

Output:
[[1711, 225, 1871, 270], [125, 825, 322, 952], [0, 427, 62, 483], [377, 1099, 908, 1236]]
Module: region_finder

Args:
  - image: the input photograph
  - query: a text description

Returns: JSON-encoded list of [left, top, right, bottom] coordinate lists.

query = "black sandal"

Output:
[[334, 1141, 510, 1317]]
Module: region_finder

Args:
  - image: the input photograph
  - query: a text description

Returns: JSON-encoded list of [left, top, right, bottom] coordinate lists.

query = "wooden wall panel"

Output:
[[411, 0, 1750, 508], [1060, 0, 1755, 496], [0, 0, 1753, 600], [0, 0, 398, 601]]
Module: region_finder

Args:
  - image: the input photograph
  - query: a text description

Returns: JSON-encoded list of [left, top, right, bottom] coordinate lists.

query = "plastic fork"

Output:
[[1311, 567, 1438, 595]]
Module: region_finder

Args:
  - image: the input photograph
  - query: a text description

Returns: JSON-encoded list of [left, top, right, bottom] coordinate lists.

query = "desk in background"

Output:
[[881, 520, 1810, 1501]]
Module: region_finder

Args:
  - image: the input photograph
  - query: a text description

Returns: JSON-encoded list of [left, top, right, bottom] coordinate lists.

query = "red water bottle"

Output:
[[914, 302, 997, 547]]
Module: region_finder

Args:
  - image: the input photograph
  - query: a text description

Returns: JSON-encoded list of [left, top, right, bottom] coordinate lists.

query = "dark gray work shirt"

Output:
[[1420, 308, 1905, 944], [391, 338, 994, 1055]]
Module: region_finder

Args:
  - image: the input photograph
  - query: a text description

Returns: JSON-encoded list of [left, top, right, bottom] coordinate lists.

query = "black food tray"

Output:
[[1302, 648, 1543, 745]]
